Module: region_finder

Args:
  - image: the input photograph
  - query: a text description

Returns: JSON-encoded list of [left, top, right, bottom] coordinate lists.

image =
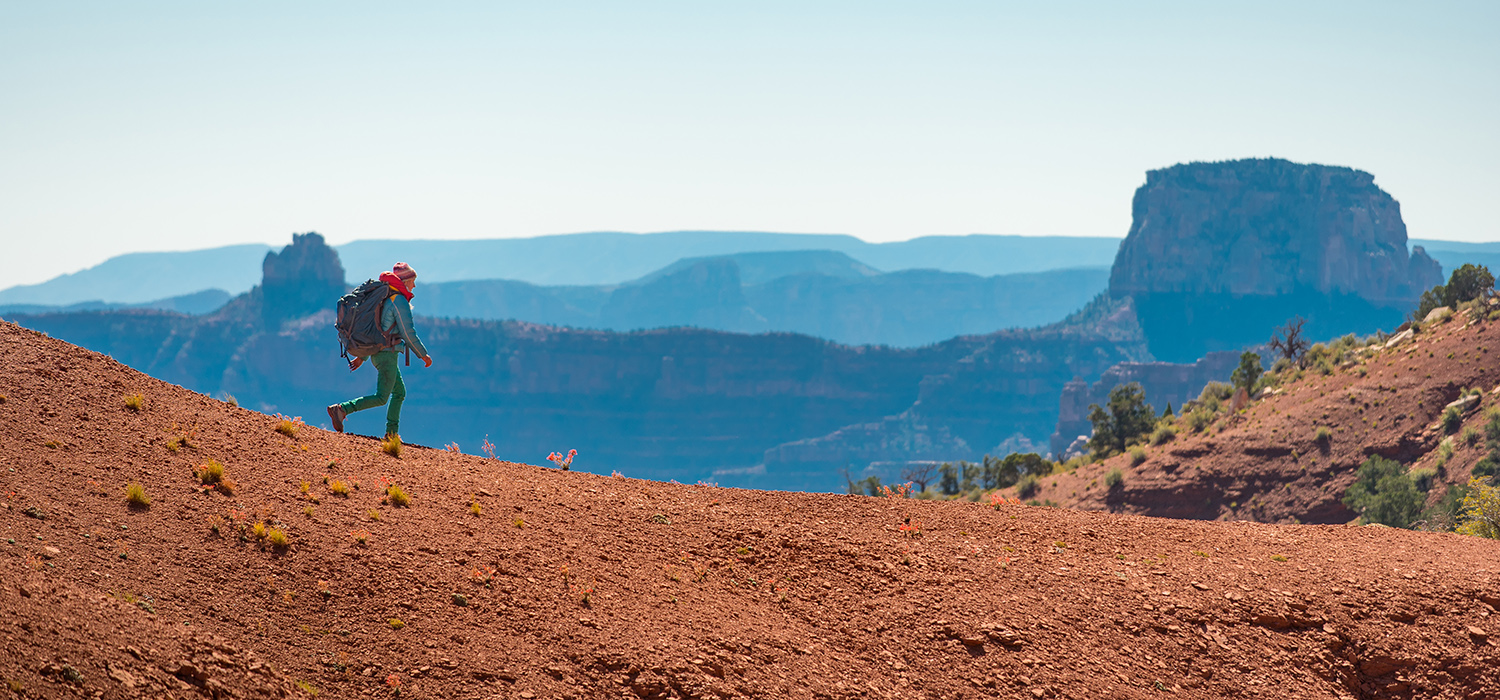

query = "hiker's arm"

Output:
[[390, 296, 430, 360]]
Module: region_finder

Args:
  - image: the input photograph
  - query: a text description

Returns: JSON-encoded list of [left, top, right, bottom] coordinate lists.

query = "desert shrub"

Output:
[[123, 393, 145, 411], [1149, 422, 1177, 445], [1200, 381, 1234, 407], [1462, 426, 1480, 447], [470, 501, 482, 517], [266, 528, 289, 548], [273, 414, 301, 438], [1409, 468, 1436, 493], [1184, 407, 1215, 433], [1016, 474, 1040, 499], [1442, 406, 1463, 434], [1439, 437, 1455, 461], [125, 483, 150, 507], [937, 463, 960, 495], [196, 459, 224, 485], [219, 391, 237, 407], [1105, 467, 1124, 488], [251, 521, 267, 539], [989, 452, 1051, 489], [1475, 458, 1498, 482], [385, 484, 411, 507], [1087, 383, 1156, 456], [388, 618, 406, 630], [1231, 351, 1263, 392], [1416, 263, 1496, 322], [1422, 482, 1470, 531], [381, 434, 402, 458], [329, 480, 350, 497], [1342, 455, 1426, 528], [1314, 426, 1333, 446], [1128, 446, 1146, 466], [1458, 477, 1500, 539]]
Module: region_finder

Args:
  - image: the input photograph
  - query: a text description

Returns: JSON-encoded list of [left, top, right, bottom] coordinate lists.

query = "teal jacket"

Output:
[[381, 291, 429, 359]]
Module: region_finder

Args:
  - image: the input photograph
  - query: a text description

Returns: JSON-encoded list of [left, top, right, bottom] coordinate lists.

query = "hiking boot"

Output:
[[327, 404, 346, 433]]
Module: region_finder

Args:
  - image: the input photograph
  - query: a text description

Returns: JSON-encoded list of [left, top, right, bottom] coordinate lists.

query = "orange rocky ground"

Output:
[[1037, 305, 1499, 526], [2, 318, 1499, 700]]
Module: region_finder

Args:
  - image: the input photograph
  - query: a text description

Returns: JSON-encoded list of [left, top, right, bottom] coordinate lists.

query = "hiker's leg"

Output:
[[385, 369, 406, 436], [339, 351, 399, 415]]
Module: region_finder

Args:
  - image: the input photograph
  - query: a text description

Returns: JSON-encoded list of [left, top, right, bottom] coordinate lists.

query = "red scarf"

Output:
[[379, 272, 413, 301]]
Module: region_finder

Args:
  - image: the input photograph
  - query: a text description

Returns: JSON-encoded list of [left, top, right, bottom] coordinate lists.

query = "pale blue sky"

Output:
[[3, 1, 1496, 286]]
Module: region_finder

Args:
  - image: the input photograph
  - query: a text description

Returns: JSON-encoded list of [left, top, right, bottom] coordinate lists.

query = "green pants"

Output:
[[339, 350, 406, 436]]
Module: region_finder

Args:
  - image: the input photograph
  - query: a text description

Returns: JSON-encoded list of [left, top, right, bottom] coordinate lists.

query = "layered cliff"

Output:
[[1110, 159, 1441, 361]]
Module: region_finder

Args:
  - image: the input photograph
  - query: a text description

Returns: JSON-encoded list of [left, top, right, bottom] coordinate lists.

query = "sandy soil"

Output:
[[1, 319, 1498, 700]]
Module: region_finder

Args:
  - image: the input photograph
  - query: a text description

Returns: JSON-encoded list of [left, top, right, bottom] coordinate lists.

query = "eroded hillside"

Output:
[[1038, 303, 1499, 527], [2, 320, 1499, 700]]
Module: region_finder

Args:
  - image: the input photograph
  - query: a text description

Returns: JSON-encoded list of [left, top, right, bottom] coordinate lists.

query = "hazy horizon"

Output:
[[4, 2, 1497, 286]]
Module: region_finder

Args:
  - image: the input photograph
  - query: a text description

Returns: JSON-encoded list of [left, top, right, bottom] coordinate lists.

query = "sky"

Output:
[[2, 1, 1496, 287]]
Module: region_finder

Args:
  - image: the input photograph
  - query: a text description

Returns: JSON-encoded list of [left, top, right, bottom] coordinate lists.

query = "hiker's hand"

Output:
[[422, 355, 433, 368], [348, 357, 364, 371]]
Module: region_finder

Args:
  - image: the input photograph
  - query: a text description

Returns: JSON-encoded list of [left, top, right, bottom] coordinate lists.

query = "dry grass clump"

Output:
[[388, 618, 406, 630], [251, 521, 268, 539], [380, 433, 402, 458], [469, 500, 483, 517], [273, 414, 302, 438], [384, 484, 410, 507], [266, 527, 290, 548], [125, 483, 150, 507], [123, 393, 145, 411], [328, 479, 350, 497], [197, 459, 224, 485]]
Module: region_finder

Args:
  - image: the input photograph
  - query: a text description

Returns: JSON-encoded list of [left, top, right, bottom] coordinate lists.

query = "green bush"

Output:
[[1415, 263, 1495, 322], [1105, 467, 1124, 489], [1128, 446, 1146, 466], [1442, 406, 1464, 434], [1231, 351, 1263, 392], [1422, 482, 1470, 531], [1149, 422, 1177, 445], [1458, 477, 1500, 539], [1462, 426, 1480, 447], [1185, 408, 1215, 433], [1016, 474, 1040, 499], [1342, 455, 1427, 528], [1314, 426, 1333, 445], [1086, 383, 1157, 457]]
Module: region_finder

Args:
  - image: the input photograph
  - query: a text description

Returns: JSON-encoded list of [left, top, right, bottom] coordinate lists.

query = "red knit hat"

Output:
[[392, 262, 417, 280]]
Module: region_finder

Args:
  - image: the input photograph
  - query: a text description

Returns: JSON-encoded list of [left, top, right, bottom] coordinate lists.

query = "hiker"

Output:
[[327, 262, 433, 438]]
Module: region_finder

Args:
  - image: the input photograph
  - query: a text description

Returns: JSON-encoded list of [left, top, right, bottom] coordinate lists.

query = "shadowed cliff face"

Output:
[[1108, 159, 1442, 361], [261, 232, 347, 329]]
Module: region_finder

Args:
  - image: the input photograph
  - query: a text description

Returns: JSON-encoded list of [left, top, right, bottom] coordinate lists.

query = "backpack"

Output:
[[334, 280, 399, 360]]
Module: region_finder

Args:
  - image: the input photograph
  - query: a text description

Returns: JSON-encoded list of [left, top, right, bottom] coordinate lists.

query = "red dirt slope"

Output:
[[2, 318, 1499, 700], [1037, 306, 1499, 525]]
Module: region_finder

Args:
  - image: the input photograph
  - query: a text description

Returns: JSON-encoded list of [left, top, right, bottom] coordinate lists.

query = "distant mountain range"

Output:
[[419, 251, 1110, 347], [3, 231, 1123, 308]]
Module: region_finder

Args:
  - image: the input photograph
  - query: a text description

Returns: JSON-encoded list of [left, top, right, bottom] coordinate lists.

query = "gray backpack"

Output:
[[334, 280, 399, 360]]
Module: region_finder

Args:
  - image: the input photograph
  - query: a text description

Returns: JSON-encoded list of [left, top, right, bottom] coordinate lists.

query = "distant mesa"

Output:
[[1109, 158, 1443, 362]]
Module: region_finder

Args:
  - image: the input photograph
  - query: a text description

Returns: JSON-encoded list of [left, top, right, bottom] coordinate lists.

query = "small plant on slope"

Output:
[[380, 434, 402, 458], [384, 484, 410, 507], [1442, 406, 1464, 434], [125, 483, 150, 507], [123, 393, 145, 411], [273, 414, 303, 438], [547, 449, 577, 470], [1105, 467, 1124, 488]]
